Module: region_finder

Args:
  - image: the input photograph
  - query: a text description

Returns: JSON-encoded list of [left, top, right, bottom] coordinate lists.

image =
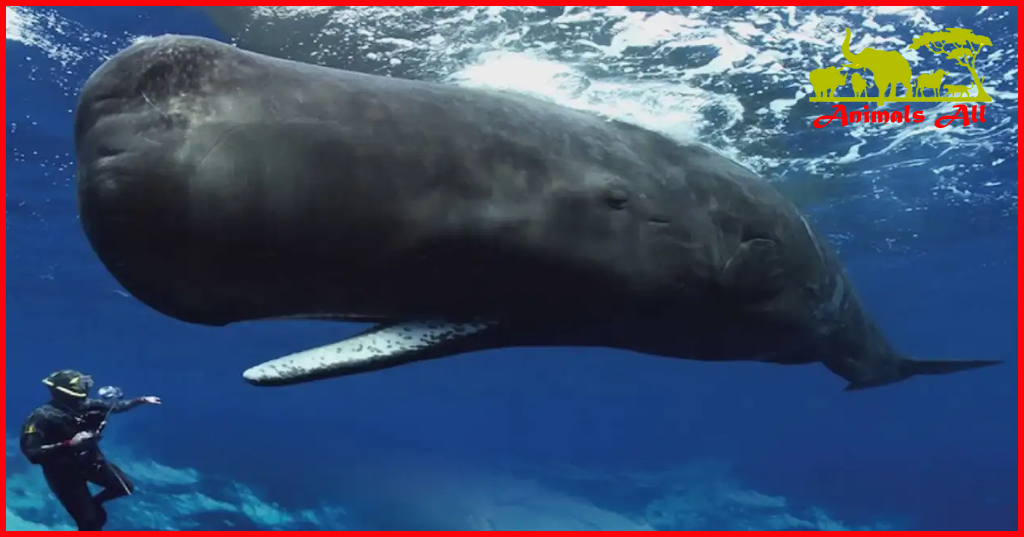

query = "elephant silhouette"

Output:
[[913, 69, 948, 97], [809, 66, 847, 99], [841, 28, 913, 105], [850, 72, 869, 98]]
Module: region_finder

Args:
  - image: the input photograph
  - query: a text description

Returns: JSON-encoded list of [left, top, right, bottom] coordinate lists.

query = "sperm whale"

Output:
[[73, 35, 1000, 391]]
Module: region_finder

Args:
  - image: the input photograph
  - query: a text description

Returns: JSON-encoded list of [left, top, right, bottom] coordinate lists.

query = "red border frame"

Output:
[[3, 2, 1020, 534]]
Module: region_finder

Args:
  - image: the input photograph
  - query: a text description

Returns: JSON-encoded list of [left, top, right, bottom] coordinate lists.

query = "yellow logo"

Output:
[[810, 27, 991, 105], [809, 27, 995, 129]]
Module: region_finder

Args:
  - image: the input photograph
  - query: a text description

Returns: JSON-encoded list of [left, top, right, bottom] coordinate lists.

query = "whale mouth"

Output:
[[242, 320, 504, 387]]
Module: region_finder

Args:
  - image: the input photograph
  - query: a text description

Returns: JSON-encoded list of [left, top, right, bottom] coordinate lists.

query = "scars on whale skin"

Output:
[[73, 35, 1000, 392]]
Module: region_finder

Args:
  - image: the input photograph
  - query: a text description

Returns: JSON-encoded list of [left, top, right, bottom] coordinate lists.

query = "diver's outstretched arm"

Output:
[[89, 396, 162, 415]]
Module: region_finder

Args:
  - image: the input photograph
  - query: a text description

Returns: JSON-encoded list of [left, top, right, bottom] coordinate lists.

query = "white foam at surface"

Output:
[[7, 7, 35, 44], [13, 5, 1016, 173], [221, 7, 1012, 178], [5, 6, 85, 65]]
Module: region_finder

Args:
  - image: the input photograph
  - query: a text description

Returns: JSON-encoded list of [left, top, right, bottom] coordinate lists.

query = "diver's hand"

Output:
[[69, 431, 96, 446], [141, 396, 162, 405]]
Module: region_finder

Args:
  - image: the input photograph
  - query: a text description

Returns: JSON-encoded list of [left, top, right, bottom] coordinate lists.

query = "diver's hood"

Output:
[[42, 370, 94, 399]]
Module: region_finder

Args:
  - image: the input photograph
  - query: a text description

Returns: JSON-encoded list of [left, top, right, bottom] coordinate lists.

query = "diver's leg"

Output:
[[89, 461, 135, 504], [43, 467, 107, 531]]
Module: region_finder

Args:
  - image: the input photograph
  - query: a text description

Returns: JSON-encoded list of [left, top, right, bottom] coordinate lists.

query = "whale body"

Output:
[[73, 35, 998, 391]]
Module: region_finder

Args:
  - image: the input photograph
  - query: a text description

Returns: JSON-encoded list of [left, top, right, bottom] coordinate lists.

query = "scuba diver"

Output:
[[19, 370, 162, 531]]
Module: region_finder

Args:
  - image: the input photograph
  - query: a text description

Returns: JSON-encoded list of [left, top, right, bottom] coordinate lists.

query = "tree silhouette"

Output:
[[909, 28, 992, 100]]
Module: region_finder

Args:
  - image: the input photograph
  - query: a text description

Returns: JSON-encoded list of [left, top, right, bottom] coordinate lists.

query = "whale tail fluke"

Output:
[[842, 356, 1002, 392]]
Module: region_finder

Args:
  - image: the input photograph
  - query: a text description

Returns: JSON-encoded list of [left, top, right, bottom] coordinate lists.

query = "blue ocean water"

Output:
[[6, 6, 1017, 531]]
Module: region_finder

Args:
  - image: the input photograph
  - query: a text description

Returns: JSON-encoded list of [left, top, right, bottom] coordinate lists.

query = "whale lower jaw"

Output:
[[243, 320, 507, 387]]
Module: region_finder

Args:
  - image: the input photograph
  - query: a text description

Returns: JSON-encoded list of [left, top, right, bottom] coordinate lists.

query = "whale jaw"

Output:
[[243, 320, 506, 386]]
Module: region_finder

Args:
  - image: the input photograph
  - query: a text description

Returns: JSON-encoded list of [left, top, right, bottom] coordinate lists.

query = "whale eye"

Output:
[[603, 188, 629, 210]]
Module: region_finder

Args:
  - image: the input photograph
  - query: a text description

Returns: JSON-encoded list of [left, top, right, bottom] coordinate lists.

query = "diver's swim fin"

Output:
[[843, 357, 1002, 392], [243, 320, 505, 387]]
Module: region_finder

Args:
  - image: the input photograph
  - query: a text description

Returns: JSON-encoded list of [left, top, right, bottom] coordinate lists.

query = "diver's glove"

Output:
[[66, 431, 97, 447]]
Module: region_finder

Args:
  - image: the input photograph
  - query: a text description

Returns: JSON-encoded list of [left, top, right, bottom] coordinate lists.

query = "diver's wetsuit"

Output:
[[20, 398, 148, 531]]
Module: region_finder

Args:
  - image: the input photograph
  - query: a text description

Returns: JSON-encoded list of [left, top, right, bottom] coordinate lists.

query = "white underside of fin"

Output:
[[243, 321, 496, 385]]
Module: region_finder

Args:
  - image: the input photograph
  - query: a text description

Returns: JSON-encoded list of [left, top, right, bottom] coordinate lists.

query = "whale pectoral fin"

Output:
[[719, 238, 786, 302], [242, 321, 505, 387]]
